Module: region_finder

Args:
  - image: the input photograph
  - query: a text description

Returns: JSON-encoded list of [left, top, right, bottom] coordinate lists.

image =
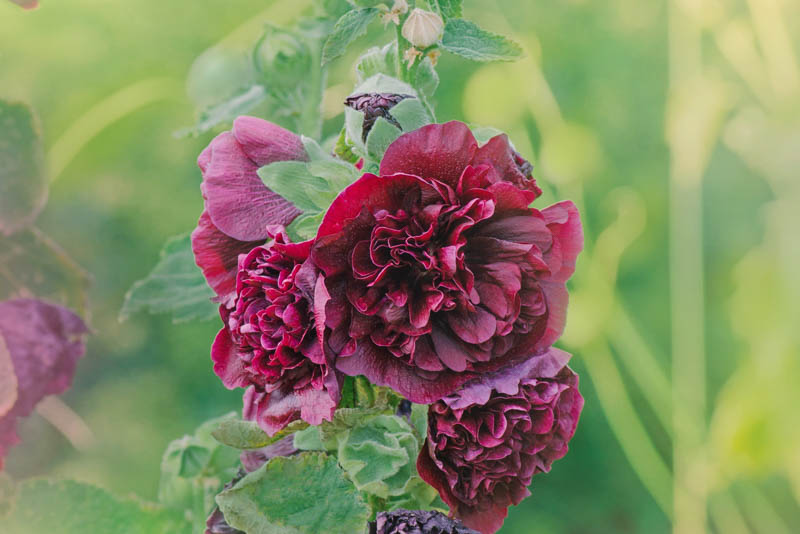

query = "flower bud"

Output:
[[401, 8, 444, 49]]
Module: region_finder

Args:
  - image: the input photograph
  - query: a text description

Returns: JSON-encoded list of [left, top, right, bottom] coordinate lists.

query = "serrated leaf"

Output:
[[431, 0, 463, 19], [212, 418, 309, 450], [322, 8, 380, 65], [258, 160, 326, 212], [0, 228, 91, 316], [120, 233, 217, 323], [318, 406, 390, 447], [4, 479, 190, 534], [356, 41, 399, 83], [216, 452, 370, 534], [414, 57, 440, 100], [0, 100, 47, 236], [337, 414, 420, 498], [441, 19, 523, 62]]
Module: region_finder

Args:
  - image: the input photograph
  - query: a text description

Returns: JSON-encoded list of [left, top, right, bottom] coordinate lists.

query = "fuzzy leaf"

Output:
[[337, 415, 421, 498], [121, 233, 217, 323], [365, 99, 431, 162], [322, 8, 380, 65], [3, 479, 190, 534], [431, 0, 463, 20], [258, 161, 327, 212], [215, 452, 369, 534], [287, 212, 325, 241], [414, 57, 440, 100], [356, 42, 399, 83], [292, 426, 327, 451], [441, 19, 523, 62], [212, 418, 309, 450], [0, 100, 47, 236]]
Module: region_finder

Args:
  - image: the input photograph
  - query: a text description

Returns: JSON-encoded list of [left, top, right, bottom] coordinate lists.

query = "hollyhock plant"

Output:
[[191, 116, 308, 308], [0, 298, 88, 469], [416, 348, 583, 534], [311, 121, 582, 403], [211, 228, 340, 435]]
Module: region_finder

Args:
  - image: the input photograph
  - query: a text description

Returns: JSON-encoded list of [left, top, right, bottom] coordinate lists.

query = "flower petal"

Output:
[[200, 119, 304, 242], [380, 121, 478, 187], [192, 211, 262, 308]]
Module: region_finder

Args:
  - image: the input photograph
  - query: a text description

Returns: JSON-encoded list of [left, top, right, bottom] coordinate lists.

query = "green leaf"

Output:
[[301, 135, 332, 162], [356, 41, 399, 83], [120, 233, 217, 323], [212, 418, 309, 450], [347, 0, 386, 6], [365, 98, 431, 161], [470, 124, 505, 144], [337, 414, 421, 498], [158, 414, 241, 522], [431, 0, 463, 20], [318, 406, 391, 447], [307, 159, 360, 190], [258, 160, 326, 212], [0, 100, 47, 236], [4, 479, 190, 534], [414, 57, 440, 100], [385, 476, 440, 511], [292, 426, 327, 451], [215, 452, 370, 534], [410, 402, 429, 440], [186, 47, 255, 111], [287, 212, 325, 241], [441, 19, 523, 62], [322, 8, 380, 65], [254, 25, 313, 97]]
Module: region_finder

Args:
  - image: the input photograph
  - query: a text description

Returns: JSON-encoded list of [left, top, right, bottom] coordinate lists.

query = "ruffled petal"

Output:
[[191, 211, 262, 308], [380, 122, 478, 187]]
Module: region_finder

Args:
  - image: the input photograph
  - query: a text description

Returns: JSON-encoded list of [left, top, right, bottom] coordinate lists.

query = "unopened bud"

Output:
[[401, 8, 444, 49]]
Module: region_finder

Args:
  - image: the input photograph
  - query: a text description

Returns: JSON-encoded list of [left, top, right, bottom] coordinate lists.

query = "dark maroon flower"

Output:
[[0, 298, 88, 469], [369, 509, 480, 534], [191, 116, 308, 308], [416, 348, 584, 534], [211, 228, 339, 436], [310, 121, 581, 403], [345, 93, 414, 142]]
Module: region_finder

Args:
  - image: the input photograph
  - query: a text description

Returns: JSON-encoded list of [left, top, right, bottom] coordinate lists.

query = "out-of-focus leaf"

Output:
[[322, 8, 380, 65], [0, 100, 47, 236], [323, 0, 352, 18], [186, 47, 255, 112], [470, 125, 504, 145], [215, 452, 369, 534], [158, 414, 241, 521], [212, 418, 309, 451], [0, 228, 91, 315], [121, 233, 217, 323], [441, 19, 523, 62], [0, 472, 14, 517], [178, 85, 268, 137], [3, 479, 191, 534], [431, 0, 462, 20], [356, 42, 399, 83]]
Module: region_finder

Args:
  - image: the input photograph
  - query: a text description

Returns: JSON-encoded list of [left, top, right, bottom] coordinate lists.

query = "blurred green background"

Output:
[[2, 0, 800, 532]]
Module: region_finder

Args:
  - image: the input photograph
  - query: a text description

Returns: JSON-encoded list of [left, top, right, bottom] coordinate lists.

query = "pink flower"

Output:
[[416, 348, 584, 534], [310, 121, 582, 403], [211, 229, 339, 435], [0, 299, 88, 469], [191, 117, 308, 308]]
